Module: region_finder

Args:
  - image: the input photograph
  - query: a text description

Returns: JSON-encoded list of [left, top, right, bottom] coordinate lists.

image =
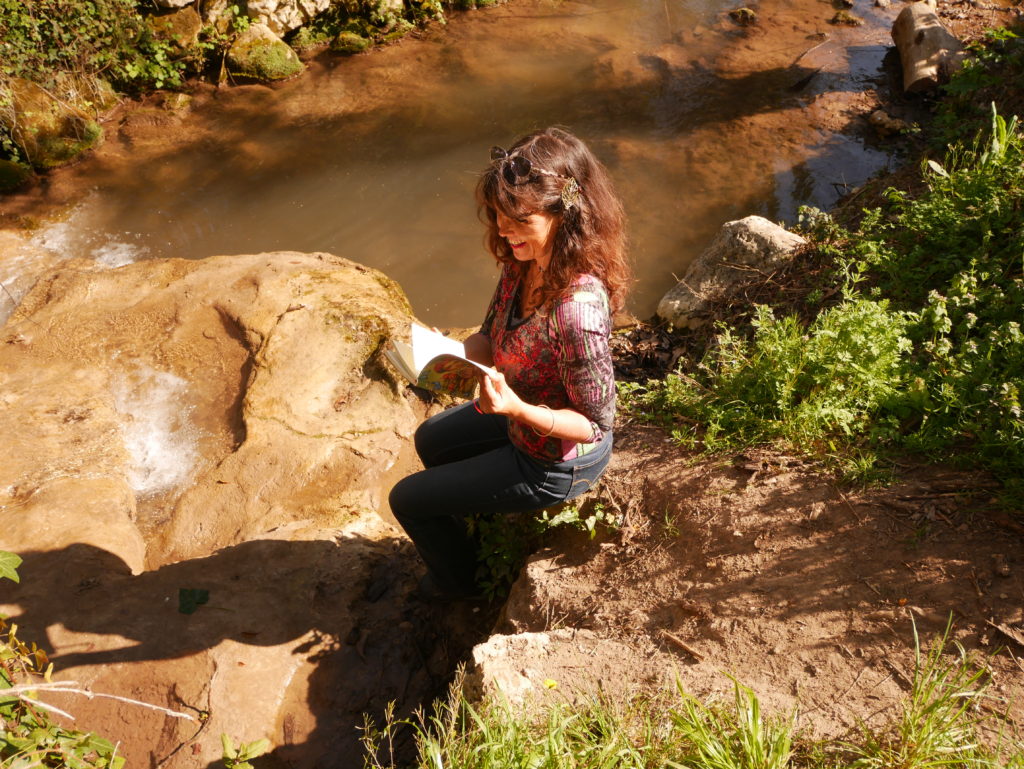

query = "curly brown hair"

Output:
[[476, 127, 630, 314]]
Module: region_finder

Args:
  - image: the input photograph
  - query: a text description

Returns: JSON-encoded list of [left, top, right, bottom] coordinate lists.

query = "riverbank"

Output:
[[1, 1, 1022, 767], [361, 6, 1024, 767]]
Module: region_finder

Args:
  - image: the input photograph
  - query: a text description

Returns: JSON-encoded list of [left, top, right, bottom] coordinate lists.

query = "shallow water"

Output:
[[2, 0, 898, 325]]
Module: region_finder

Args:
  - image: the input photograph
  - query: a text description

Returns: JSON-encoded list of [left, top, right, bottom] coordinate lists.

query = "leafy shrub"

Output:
[[0, 551, 125, 769], [0, 0, 185, 91], [622, 105, 1024, 501], [621, 299, 912, 453], [468, 501, 615, 598]]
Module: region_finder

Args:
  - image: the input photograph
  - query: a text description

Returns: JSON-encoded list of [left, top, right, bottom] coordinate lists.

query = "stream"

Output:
[[0, 0, 898, 326]]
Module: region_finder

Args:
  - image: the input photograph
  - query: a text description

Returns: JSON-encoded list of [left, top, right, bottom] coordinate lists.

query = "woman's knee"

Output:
[[388, 476, 418, 523]]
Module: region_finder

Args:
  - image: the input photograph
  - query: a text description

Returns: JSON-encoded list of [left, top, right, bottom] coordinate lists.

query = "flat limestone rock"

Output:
[[657, 215, 806, 328]]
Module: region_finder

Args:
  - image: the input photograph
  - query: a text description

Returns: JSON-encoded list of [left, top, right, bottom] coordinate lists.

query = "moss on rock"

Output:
[[331, 31, 372, 53], [1, 79, 104, 169], [227, 23, 305, 82]]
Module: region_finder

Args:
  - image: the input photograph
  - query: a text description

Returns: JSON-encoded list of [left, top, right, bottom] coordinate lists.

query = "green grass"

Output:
[[362, 628, 1022, 769]]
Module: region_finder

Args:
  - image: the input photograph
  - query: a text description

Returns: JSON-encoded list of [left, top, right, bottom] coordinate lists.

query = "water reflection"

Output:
[[6, 0, 898, 324]]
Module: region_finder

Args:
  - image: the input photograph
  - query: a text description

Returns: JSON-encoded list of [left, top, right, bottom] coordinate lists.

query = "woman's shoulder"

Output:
[[560, 274, 609, 308]]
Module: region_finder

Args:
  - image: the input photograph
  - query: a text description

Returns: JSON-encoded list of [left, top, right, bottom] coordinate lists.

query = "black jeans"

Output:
[[388, 401, 612, 594]]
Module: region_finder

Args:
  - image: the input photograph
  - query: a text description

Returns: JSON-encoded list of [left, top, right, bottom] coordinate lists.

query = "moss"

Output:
[[381, 19, 414, 42], [331, 31, 372, 54], [33, 119, 103, 169], [229, 36, 304, 82], [290, 26, 332, 53], [728, 7, 757, 25], [830, 9, 864, 24]]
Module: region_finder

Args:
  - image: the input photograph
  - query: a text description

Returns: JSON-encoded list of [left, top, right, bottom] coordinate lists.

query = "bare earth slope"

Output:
[[482, 423, 1024, 738]]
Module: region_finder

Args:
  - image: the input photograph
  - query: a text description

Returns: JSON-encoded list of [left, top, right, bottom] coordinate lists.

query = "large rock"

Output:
[[657, 215, 806, 328], [0, 251, 427, 766], [0, 78, 103, 169], [891, 0, 965, 92], [227, 22, 304, 81], [247, 0, 331, 35]]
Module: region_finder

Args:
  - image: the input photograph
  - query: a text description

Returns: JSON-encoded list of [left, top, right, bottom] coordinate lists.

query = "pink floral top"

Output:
[[481, 264, 615, 463]]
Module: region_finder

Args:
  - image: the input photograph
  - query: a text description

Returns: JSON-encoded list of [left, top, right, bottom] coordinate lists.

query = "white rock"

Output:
[[657, 215, 806, 328], [247, 0, 331, 35]]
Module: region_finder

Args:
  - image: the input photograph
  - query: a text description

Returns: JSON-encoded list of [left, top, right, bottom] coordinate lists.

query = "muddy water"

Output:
[[2, 0, 897, 325]]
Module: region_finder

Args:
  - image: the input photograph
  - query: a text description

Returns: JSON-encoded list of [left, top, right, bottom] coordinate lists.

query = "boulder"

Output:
[[657, 215, 806, 328], [148, 5, 204, 50], [246, 0, 331, 35], [0, 251, 425, 766], [198, 0, 237, 34], [227, 22, 305, 81], [891, 0, 965, 92], [0, 78, 103, 169]]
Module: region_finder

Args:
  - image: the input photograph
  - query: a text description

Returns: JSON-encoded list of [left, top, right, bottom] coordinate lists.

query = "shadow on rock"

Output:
[[1, 537, 499, 766]]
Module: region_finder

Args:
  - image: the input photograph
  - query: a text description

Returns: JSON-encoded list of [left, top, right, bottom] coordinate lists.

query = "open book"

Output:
[[384, 323, 494, 400]]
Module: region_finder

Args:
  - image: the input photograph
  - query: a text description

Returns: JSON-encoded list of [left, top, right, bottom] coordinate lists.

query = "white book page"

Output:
[[410, 322, 469, 373]]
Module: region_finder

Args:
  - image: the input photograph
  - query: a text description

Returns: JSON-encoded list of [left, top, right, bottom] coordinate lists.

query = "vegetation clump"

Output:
[[363, 625, 1020, 769], [622, 87, 1024, 504]]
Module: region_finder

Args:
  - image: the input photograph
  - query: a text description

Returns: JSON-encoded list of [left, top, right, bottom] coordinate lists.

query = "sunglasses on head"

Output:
[[490, 146, 565, 185]]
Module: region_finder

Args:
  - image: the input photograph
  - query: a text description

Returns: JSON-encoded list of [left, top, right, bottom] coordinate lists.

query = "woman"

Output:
[[389, 126, 629, 599]]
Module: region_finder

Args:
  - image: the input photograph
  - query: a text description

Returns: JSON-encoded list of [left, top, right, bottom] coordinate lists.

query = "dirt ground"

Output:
[[486, 422, 1024, 742]]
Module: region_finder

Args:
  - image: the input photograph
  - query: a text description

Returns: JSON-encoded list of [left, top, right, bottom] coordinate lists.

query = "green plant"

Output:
[[621, 299, 911, 453], [622, 105, 1024, 504], [844, 621, 993, 769], [0, 0, 186, 91], [221, 734, 270, 769], [665, 677, 795, 769], [468, 500, 617, 599]]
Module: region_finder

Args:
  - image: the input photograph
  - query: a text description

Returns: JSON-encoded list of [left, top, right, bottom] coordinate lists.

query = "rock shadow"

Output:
[[2, 536, 498, 767]]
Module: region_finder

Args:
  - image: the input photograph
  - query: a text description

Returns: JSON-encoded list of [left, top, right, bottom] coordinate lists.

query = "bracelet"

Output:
[[532, 404, 556, 438]]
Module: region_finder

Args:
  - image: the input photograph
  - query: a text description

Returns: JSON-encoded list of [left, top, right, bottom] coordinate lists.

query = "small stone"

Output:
[[728, 7, 757, 25], [993, 554, 1011, 578], [875, 0, 891, 7]]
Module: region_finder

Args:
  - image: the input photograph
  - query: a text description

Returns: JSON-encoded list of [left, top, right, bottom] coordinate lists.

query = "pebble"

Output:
[[993, 553, 1011, 578]]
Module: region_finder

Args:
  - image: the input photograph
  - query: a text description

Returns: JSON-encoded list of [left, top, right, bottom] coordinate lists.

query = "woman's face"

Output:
[[495, 210, 558, 267]]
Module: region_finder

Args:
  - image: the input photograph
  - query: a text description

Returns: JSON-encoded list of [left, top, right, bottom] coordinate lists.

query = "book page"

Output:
[[410, 323, 468, 372]]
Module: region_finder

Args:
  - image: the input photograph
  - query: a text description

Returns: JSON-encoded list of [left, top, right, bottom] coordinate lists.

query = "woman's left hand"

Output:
[[477, 370, 523, 418]]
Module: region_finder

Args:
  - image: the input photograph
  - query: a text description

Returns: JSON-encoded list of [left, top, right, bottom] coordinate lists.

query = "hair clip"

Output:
[[561, 177, 581, 210]]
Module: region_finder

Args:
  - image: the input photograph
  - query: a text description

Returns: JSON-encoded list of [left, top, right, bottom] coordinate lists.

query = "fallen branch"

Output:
[[659, 629, 705, 661], [5, 681, 198, 721]]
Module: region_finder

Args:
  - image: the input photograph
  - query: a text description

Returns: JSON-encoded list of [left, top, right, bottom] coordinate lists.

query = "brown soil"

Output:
[[490, 423, 1024, 740]]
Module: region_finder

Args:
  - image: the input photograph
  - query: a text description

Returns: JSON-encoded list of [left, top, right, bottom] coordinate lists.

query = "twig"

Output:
[[881, 658, 913, 690], [832, 485, 865, 523], [17, 695, 75, 721], [837, 665, 870, 700], [792, 35, 831, 66], [659, 629, 705, 661], [859, 577, 882, 597], [5, 682, 197, 721]]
